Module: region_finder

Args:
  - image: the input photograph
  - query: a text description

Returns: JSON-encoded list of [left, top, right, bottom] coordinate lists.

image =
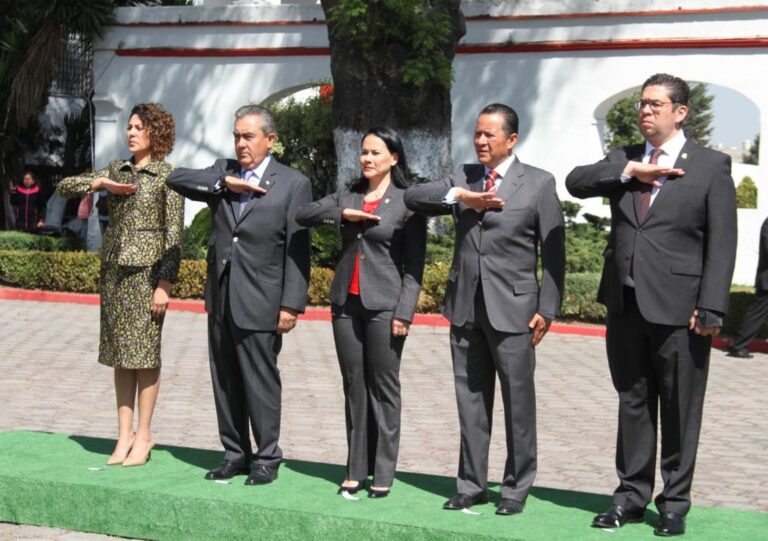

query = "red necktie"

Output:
[[638, 148, 663, 222], [484, 169, 500, 192]]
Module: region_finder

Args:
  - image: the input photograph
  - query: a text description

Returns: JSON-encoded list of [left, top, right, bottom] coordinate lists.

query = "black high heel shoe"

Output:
[[367, 487, 390, 499], [338, 479, 366, 495]]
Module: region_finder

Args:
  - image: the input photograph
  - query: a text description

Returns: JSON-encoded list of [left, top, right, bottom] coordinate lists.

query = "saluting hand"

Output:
[[224, 175, 267, 195], [456, 188, 505, 212], [93, 177, 137, 196], [622, 162, 685, 187], [341, 209, 381, 222]]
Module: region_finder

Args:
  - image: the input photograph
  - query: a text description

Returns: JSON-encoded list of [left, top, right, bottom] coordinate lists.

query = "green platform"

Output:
[[0, 431, 765, 540]]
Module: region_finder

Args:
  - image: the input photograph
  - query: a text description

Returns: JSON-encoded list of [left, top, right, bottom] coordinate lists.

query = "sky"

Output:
[[708, 83, 760, 150]]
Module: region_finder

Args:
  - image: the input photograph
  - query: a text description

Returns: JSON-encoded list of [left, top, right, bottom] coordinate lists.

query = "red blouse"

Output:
[[348, 197, 382, 295]]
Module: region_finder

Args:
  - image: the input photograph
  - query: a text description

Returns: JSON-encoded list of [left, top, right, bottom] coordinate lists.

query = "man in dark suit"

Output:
[[566, 73, 737, 536], [405, 103, 565, 516], [167, 105, 311, 485], [728, 217, 768, 358]]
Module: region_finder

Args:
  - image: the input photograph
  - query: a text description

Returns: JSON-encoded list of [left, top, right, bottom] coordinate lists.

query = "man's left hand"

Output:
[[689, 309, 721, 336], [529, 313, 552, 347], [277, 307, 299, 334]]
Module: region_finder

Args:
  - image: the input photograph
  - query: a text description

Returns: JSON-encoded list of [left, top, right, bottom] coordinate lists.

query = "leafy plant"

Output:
[[736, 176, 757, 209]]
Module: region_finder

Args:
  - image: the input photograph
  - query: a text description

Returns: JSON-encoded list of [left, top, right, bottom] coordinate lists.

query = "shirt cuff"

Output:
[[444, 187, 460, 204]]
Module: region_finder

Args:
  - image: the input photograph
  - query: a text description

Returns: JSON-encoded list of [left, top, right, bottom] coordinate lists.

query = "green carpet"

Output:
[[0, 431, 765, 540]]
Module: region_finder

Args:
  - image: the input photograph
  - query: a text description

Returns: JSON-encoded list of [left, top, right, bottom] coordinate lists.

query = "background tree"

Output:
[[743, 133, 760, 165], [604, 83, 714, 152], [321, 0, 465, 185], [736, 176, 758, 209]]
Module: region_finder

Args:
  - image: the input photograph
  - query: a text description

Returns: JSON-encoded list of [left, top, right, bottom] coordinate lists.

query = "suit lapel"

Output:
[[643, 139, 695, 222], [495, 157, 524, 202], [224, 162, 242, 225], [372, 182, 397, 218], [624, 145, 647, 225], [238, 159, 277, 222]]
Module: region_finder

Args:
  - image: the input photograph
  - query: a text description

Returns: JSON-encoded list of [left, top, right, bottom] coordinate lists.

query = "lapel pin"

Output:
[[265, 180, 271, 186], [384, 198, 390, 204], [681, 153, 688, 160]]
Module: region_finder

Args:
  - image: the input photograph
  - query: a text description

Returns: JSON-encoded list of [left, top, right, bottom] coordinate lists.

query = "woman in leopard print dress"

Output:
[[57, 103, 184, 467]]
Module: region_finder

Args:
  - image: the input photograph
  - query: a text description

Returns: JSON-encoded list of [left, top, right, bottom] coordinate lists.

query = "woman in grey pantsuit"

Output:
[[296, 127, 426, 498]]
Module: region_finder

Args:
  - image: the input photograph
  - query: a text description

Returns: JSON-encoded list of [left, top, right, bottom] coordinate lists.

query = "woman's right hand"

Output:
[[341, 208, 381, 222], [92, 177, 137, 196]]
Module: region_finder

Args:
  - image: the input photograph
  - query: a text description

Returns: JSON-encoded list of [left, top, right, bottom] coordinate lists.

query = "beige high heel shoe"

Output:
[[106, 433, 136, 466], [123, 440, 155, 467]]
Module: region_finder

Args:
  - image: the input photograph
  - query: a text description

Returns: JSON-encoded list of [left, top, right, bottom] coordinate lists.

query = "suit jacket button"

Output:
[[233, 237, 238, 242], [221, 259, 227, 265], [357, 233, 362, 239], [360, 254, 366, 260]]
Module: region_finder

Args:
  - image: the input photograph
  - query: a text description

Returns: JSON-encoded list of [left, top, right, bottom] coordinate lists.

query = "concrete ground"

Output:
[[1, 299, 766, 539]]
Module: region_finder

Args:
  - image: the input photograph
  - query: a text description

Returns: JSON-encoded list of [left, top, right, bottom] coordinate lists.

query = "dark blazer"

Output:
[[755, 218, 768, 292], [295, 182, 427, 322], [566, 139, 737, 325], [404, 158, 565, 333], [166, 158, 312, 331]]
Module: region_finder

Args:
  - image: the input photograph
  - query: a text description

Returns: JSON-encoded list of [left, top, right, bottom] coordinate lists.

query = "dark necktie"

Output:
[[484, 169, 500, 193], [638, 148, 663, 222]]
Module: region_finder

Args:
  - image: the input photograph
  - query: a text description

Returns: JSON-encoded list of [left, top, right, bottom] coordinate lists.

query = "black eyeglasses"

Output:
[[634, 100, 677, 113]]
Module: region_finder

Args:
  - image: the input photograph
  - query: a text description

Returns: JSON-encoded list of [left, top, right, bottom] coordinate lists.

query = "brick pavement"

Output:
[[1, 299, 766, 539]]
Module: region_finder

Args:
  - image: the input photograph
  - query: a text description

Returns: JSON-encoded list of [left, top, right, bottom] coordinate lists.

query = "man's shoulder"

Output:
[[267, 158, 309, 184], [516, 160, 555, 181]]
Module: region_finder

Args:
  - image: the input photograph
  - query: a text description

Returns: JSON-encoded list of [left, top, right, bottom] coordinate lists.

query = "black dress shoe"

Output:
[[204, 461, 248, 480], [338, 479, 366, 495], [443, 492, 489, 510], [654, 512, 685, 536], [592, 504, 645, 528], [496, 498, 524, 516], [727, 347, 753, 358], [245, 463, 279, 485]]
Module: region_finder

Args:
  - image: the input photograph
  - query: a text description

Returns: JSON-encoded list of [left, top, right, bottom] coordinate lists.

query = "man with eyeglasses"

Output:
[[566, 73, 737, 537]]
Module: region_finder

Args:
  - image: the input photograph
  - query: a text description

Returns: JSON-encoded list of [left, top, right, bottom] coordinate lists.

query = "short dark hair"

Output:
[[479, 103, 519, 136], [349, 126, 412, 191], [130, 103, 176, 159], [234, 104, 276, 136], [642, 73, 690, 106]]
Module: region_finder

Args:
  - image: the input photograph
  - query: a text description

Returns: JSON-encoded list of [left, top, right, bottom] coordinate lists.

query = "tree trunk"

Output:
[[321, 0, 465, 185]]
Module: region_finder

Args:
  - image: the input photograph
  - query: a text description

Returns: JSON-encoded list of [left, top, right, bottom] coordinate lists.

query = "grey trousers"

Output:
[[208, 271, 283, 467], [331, 295, 406, 487], [450, 290, 537, 504]]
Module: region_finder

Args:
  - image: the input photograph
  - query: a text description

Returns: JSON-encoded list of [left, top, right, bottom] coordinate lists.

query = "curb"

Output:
[[2, 287, 765, 353]]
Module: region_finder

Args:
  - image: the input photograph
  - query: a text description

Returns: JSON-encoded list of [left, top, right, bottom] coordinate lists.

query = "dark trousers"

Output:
[[449, 289, 537, 504], [731, 289, 768, 350], [208, 271, 283, 467], [331, 295, 405, 487], [606, 287, 710, 515]]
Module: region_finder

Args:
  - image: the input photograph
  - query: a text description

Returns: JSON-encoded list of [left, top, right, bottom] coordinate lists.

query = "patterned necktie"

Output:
[[638, 148, 663, 222], [484, 169, 501, 193]]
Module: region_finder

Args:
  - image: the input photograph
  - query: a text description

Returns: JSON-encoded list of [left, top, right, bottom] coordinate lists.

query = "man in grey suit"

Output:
[[728, 217, 768, 358], [167, 105, 311, 485], [567, 74, 737, 536], [405, 103, 565, 515]]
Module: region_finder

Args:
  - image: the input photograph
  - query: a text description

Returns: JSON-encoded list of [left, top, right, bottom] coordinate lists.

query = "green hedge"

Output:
[[0, 249, 763, 337], [0, 231, 80, 252]]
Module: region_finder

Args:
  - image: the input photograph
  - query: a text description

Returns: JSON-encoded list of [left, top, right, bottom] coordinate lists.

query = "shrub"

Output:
[[736, 176, 757, 209], [182, 207, 211, 260], [561, 272, 606, 322], [426, 230, 454, 266], [0, 231, 80, 252], [308, 267, 334, 305], [0, 250, 99, 292], [310, 224, 342, 268], [566, 225, 607, 273], [417, 261, 450, 313], [172, 260, 207, 299]]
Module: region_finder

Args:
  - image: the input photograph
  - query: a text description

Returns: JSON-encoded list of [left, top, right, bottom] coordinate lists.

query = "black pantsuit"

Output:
[[332, 295, 405, 486], [296, 182, 426, 488]]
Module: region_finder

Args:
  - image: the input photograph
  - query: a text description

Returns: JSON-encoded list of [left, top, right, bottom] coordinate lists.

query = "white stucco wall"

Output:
[[92, 0, 768, 284]]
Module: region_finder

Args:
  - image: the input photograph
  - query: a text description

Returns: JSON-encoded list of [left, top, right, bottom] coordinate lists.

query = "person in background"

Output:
[[57, 103, 184, 467], [296, 127, 427, 498], [10, 171, 45, 232], [728, 217, 768, 358]]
